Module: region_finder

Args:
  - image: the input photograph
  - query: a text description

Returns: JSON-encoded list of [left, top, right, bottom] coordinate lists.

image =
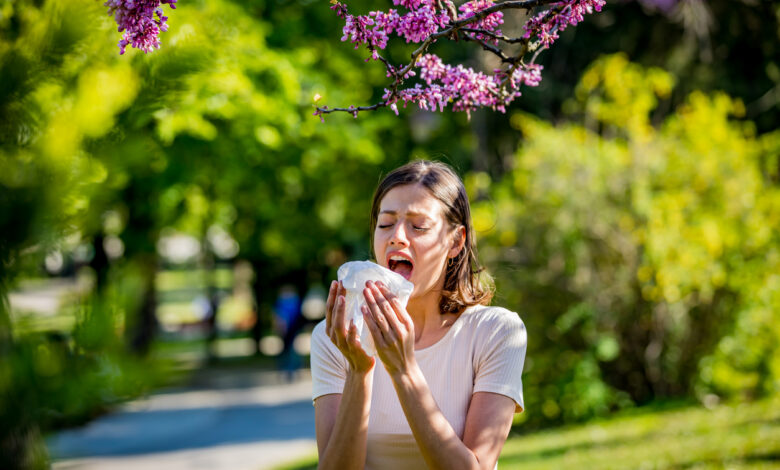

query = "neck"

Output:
[[405, 287, 450, 341]]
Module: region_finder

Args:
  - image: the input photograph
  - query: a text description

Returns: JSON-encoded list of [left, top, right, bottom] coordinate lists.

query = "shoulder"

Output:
[[310, 319, 347, 370], [460, 304, 525, 332], [311, 319, 336, 353], [457, 304, 527, 348], [313, 318, 328, 337]]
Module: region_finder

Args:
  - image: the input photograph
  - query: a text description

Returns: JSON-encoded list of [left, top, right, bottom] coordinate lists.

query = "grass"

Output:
[[274, 395, 780, 469]]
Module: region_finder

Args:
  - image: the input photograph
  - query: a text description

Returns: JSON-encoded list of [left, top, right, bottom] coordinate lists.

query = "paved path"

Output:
[[46, 370, 317, 470]]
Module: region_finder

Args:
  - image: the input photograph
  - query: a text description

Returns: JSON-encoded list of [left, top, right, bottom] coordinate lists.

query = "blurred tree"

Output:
[[0, 0, 416, 464], [466, 0, 780, 178], [471, 54, 780, 428], [0, 1, 153, 465]]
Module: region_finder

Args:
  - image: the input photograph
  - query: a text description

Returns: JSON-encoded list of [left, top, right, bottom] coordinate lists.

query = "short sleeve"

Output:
[[310, 320, 348, 404], [472, 309, 527, 412]]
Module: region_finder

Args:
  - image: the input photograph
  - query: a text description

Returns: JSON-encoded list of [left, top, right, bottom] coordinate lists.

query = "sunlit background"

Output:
[[1, 0, 779, 469]]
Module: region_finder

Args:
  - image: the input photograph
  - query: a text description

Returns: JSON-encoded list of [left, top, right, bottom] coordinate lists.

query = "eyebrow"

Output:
[[379, 210, 430, 217]]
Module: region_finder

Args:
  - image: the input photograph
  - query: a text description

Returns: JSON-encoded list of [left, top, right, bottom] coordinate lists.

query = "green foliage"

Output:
[[500, 395, 780, 469], [472, 54, 780, 427], [0, 332, 175, 469], [0, 0, 405, 464], [0, 0, 127, 271]]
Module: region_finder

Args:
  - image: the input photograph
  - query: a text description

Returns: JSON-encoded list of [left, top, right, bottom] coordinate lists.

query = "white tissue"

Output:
[[337, 260, 415, 356]]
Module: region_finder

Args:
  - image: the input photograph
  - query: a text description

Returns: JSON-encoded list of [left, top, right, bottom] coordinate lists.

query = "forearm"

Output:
[[392, 363, 482, 470], [318, 370, 373, 470]]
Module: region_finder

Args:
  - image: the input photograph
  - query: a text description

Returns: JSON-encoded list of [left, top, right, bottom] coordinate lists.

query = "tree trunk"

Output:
[[128, 254, 158, 356], [90, 234, 110, 294]]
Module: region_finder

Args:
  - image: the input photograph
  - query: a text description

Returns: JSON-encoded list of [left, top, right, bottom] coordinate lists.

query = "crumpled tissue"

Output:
[[337, 260, 414, 356]]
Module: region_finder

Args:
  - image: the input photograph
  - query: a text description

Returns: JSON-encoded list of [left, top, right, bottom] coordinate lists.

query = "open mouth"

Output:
[[387, 254, 414, 281]]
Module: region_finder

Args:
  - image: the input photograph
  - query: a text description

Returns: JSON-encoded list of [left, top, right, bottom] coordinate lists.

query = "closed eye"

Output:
[[377, 222, 429, 231]]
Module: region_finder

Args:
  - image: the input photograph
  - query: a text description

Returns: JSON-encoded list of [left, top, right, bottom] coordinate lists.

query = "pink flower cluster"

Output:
[[322, 0, 604, 118], [510, 63, 543, 88], [332, 0, 449, 53], [523, 0, 606, 48], [384, 54, 543, 117], [341, 13, 389, 49], [459, 0, 503, 43], [105, 0, 177, 54]]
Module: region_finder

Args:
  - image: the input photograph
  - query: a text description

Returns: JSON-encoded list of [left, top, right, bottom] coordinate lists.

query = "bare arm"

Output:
[[315, 281, 375, 470], [315, 370, 373, 470], [363, 281, 517, 470]]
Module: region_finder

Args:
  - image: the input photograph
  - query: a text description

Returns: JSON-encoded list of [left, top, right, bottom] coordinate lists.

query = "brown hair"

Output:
[[369, 160, 493, 315]]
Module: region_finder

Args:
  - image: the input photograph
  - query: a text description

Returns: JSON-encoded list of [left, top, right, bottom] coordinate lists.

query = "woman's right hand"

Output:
[[325, 280, 375, 374]]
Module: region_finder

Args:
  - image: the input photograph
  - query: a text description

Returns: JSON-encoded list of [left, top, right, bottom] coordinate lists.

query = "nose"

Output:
[[389, 222, 409, 247]]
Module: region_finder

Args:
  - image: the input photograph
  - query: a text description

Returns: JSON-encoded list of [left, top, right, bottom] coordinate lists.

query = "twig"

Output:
[[459, 27, 525, 44], [459, 32, 517, 64]]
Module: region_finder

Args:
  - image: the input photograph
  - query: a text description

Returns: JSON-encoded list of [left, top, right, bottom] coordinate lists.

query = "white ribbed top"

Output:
[[311, 304, 527, 469]]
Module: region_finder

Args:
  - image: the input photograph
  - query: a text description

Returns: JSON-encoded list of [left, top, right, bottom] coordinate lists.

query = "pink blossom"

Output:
[[322, 0, 605, 118], [105, 0, 177, 54], [511, 63, 543, 88], [523, 0, 606, 49], [418, 54, 447, 83], [459, 0, 503, 43], [396, 6, 449, 43], [392, 0, 434, 11]]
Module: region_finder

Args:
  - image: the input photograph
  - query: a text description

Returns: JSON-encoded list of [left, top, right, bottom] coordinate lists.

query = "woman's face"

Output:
[[374, 183, 459, 298]]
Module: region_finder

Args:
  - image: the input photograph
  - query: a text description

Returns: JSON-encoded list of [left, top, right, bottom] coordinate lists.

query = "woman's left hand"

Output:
[[361, 280, 416, 377]]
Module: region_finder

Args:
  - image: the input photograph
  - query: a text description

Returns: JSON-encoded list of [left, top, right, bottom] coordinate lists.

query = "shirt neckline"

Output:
[[413, 305, 476, 354]]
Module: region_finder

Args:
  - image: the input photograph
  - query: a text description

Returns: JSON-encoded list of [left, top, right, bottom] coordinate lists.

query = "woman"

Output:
[[311, 160, 526, 469]]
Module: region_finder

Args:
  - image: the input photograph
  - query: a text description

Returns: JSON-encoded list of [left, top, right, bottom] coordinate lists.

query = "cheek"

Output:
[[417, 241, 448, 272], [373, 231, 384, 261]]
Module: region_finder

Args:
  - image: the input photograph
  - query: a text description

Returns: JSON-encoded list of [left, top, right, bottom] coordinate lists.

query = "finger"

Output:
[[348, 320, 360, 347], [338, 281, 347, 298], [349, 320, 375, 368], [348, 320, 367, 356], [331, 294, 347, 349], [376, 281, 412, 330], [362, 304, 386, 348], [363, 285, 394, 343], [325, 280, 337, 336], [369, 281, 404, 334], [332, 282, 347, 343]]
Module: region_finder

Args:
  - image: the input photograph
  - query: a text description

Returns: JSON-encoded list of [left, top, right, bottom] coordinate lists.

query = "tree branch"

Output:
[[319, 0, 600, 117], [459, 27, 525, 44], [459, 32, 517, 64]]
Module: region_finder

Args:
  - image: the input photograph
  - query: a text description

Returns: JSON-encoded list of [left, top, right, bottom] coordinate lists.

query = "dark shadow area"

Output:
[[675, 451, 780, 469]]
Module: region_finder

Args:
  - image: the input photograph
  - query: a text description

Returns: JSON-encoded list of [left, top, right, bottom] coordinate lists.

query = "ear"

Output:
[[449, 225, 466, 259]]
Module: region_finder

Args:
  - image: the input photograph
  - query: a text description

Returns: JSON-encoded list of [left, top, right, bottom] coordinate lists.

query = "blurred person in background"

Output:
[[274, 284, 304, 380]]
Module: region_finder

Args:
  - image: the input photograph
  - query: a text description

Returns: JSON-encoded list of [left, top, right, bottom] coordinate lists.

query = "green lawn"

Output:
[[276, 395, 780, 469]]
